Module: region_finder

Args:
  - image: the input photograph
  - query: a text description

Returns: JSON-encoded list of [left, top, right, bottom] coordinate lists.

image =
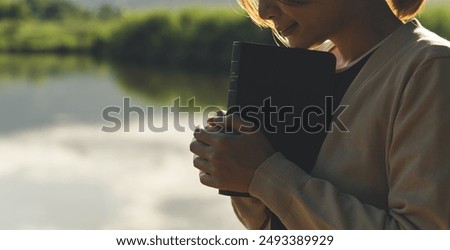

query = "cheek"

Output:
[[287, 15, 343, 48], [281, 2, 348, 48]]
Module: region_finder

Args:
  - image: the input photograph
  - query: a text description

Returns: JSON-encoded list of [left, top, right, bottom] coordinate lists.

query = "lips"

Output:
[[278, 23, 298, 37]]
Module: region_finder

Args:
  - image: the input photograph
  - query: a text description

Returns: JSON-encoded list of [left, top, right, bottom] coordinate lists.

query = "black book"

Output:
[[219, 41, 336, 197]]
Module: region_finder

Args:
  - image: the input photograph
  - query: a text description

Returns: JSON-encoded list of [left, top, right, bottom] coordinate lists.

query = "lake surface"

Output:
[[0, 54, 244, 229]]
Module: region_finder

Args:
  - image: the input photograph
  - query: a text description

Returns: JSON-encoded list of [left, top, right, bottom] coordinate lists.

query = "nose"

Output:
[[258, 0, 278, 20]]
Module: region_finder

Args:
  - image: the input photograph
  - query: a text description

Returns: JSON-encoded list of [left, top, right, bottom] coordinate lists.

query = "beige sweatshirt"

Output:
[[231, 20, 450, 229]]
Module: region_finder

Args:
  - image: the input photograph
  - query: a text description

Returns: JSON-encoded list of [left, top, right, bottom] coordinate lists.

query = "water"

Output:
[[0, 54, 243, 229]]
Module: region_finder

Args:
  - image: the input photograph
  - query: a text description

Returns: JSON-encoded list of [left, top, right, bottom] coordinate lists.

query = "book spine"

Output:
[[219, 42, 251, 198], [226, 41, 240, 109]]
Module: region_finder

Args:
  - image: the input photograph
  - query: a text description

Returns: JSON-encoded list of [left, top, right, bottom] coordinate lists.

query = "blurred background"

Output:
[[0, 0, 448, 229]]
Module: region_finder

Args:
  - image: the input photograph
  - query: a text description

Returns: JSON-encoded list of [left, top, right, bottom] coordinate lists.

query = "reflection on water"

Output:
[[0, 54, 243, 229], [114, 63, 229, 107]]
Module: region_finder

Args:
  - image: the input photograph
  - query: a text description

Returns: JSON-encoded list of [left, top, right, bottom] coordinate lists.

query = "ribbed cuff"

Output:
[[248, 152, 311, 219]]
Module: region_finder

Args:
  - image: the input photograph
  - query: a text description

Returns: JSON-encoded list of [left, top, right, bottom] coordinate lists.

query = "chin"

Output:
[[288, 38, 325, 50], [287, 40, 310, 49]]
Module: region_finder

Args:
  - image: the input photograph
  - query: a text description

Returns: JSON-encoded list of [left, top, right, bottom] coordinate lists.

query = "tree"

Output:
[[0, 0, 31, 20], [97, 4, 122, 20], [24, 0, 92, 20]]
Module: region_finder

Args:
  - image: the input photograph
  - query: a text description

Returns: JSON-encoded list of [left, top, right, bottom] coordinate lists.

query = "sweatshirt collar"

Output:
[[338, 19, 421, 106]]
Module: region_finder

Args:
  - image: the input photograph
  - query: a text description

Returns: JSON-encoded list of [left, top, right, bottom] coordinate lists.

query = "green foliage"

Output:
[[0, 0, 119, 20], [97, 4, 122, 20], [0, 0, 31, 20], [417, 6, 450, 39], [25, 0, 90, 20], [0, 19, 119, 53], [105, 8, 273, 71], [0, 3, 448, 71], [0, 0, 121, 53]]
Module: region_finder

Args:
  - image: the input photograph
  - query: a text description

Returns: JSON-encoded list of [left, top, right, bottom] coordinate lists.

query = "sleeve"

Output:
[[231, 196, 271, 229], [241, 57, 450, 229]]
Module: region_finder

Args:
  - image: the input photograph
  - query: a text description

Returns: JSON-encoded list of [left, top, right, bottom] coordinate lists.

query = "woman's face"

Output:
[[258, 0, 351, 48]]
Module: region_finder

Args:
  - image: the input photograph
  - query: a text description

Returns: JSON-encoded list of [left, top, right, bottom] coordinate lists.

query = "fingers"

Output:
[[207, 113, 256, 134], [199, 171, 216, 188], [193, 155, 212, 173], [190, 125, 227, 158], [194, 157, 217, 188], [204, 110, 226, 130], [189, 138, 210, 158], [216, 110, 226, 116], [207, 113, 227, 127], [193, 126, 228, 147]]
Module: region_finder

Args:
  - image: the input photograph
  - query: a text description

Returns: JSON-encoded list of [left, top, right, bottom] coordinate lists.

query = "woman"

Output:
[[190, 0, 450, 229]]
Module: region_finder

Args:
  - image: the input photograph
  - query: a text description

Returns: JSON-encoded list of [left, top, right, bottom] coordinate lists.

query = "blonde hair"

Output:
[[386, 0, 427, 21], [237, 0, 427, 46], [236, 0, 283, 44], [237, 0, 271, 28]]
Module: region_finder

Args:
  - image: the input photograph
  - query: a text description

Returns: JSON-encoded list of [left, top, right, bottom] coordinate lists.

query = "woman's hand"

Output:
[[189, 113, 275, 193]]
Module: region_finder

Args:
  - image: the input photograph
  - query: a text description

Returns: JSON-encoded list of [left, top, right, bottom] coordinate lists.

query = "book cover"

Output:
[[219, 41, 336, 197]]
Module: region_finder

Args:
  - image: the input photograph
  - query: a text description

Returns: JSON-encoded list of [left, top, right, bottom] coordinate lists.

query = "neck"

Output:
[[330, 1, 403, 68]]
